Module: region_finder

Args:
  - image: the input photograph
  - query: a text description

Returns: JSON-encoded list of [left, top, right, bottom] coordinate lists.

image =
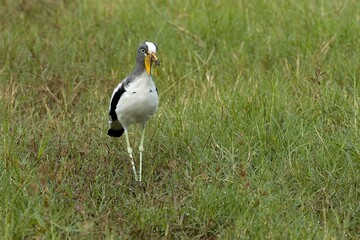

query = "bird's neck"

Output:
[[132, 60, 154, 77], [127, 71, 152, 92], [132, 61, 145, 75]]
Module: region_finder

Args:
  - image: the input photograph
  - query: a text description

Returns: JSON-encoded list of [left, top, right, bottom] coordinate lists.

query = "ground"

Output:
[[0, 0, 359, 239]]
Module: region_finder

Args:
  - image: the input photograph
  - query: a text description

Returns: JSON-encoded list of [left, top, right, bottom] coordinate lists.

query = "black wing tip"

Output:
[[107, 129, 124, 138]]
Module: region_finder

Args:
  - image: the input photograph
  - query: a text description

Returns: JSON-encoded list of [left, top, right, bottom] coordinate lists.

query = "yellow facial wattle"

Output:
[[145, 55, 151, 75]]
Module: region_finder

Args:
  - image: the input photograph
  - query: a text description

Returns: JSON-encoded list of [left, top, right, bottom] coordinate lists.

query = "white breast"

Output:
[[115, 73, 158, 129]]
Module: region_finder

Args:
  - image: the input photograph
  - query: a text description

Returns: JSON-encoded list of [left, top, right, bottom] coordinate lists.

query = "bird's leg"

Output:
[[125, 130, 138, 182], [138, 124, 146, 183]]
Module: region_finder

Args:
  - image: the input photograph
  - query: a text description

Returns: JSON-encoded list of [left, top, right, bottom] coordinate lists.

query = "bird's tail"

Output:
[[108, 120, 124, 138]]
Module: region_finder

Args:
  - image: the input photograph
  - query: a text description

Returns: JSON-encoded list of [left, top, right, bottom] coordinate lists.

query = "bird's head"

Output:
[[136, 41, 160, 75]]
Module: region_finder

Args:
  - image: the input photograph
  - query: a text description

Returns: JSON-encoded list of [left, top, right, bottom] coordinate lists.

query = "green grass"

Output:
[[1, 0, 359, 239]]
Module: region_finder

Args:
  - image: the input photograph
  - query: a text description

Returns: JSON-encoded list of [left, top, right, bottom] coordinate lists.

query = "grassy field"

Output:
[[1, 0, 359, 239]]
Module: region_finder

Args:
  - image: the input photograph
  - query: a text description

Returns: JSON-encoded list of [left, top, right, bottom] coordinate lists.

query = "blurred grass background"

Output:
[[0, 0, 359, 239]]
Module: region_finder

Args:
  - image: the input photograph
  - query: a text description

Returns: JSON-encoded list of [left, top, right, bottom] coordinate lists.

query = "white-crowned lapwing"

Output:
[[108, 41, 160, 182]]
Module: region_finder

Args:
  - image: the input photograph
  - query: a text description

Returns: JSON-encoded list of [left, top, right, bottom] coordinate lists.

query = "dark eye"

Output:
[[140, 48, 146, 53]]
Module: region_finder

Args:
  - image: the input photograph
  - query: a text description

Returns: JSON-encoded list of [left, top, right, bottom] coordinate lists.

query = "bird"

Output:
[[107, 41, 160, 182]]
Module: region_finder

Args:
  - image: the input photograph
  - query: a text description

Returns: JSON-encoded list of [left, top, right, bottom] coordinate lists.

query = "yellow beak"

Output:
[[145, 53, 160, 75]]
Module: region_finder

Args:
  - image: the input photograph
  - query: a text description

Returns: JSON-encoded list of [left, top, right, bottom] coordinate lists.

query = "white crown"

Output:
[[145, 42, 157, 54]]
